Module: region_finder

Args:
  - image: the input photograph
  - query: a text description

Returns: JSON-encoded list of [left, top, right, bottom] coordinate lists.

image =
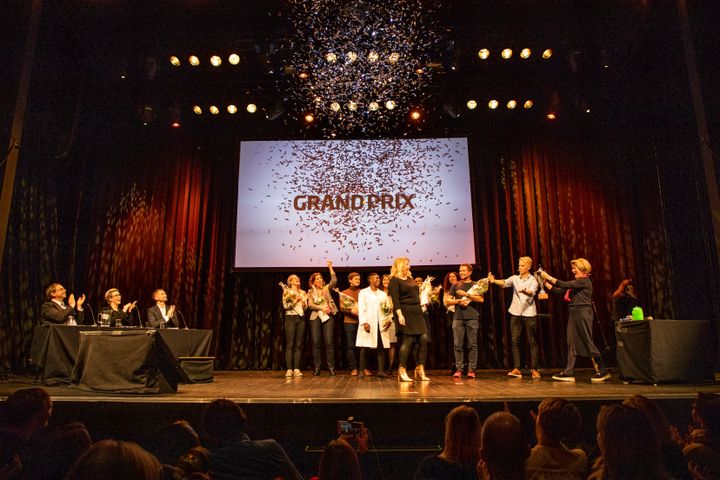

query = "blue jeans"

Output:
[[343, 323, 359, 370], [452, 318, 478, 370], [309, 317, 335, 370], [284, 314, 305, 370]]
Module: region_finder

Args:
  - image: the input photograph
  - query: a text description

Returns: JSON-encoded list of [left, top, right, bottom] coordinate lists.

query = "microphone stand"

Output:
[[86, 303, 98, 327], [135, 303, 144, 328]]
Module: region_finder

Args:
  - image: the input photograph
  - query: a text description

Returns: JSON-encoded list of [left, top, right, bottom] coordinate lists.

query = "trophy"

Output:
[[535, 265, 548, 300]]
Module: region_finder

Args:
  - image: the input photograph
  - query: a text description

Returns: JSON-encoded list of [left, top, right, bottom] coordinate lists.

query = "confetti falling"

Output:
[[286, 0, 441, 136]]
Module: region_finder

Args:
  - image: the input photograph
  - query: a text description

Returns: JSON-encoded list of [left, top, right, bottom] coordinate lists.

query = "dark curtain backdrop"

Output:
[[1, 123, 679, 372]]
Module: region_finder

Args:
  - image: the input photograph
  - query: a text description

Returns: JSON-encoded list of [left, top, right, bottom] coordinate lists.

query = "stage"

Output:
[[2, 369, 718, 479]]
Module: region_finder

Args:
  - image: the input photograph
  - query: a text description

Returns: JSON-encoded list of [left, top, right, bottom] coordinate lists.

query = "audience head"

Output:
[[148, 420, 201, 465], [596, 403, 662, 479], [441, 405, 481, 468], [692, 393, 720, 441], [202, 399, 247, 445], [535, 397, 582, 445], [318, 439, 361, 480], [66, 439, 162, 480], [0, 387, 52, 435], [622, 395, 672, 443], [21, 422, 92, 480], [480, 411, 529, 480], [176, 446, 211, 478]]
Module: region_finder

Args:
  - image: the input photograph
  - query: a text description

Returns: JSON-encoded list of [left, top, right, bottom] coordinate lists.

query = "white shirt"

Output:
[[356, 286, 391, 349], [502, 273, 539, 317]]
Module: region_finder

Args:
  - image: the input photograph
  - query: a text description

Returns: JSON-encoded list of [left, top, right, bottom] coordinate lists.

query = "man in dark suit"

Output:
[[146, 289, 178, 328], [40, 283, 86, 325]]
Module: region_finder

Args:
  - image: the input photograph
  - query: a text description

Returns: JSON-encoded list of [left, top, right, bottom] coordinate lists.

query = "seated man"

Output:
[[202, 399, 303, 480], [40, 283, 85, 325], [146, 289, 178, 328]]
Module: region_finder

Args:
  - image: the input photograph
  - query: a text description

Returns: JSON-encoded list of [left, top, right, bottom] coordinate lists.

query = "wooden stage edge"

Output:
[[2, 369, 719, 404]]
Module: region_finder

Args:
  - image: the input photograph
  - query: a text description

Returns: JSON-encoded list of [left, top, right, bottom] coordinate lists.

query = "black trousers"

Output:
[[284, 314, 305, 370]]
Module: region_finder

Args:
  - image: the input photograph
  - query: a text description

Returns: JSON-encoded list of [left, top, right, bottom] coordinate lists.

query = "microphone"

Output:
[[135, 302, 144, 328], [177, 309, 189, 330], [86, 303, 98, 326]]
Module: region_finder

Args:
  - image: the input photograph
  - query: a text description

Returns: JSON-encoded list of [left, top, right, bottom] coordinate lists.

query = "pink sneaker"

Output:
[[467, 371, 476, 379], [453, 371, 462, 378]]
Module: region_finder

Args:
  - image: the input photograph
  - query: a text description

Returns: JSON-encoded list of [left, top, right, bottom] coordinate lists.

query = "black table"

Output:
[[615, 319, 715, 384], [30, 324, 213, 385]]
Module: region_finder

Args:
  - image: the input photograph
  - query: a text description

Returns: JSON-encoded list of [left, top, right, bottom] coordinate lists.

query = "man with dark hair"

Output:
[[447, 264, 484, 378], [479, 411, 530, 480], [40, 283, 86, 325], [201, 399, 303, 480], [1, 388, 53, 476], [340, 272, 362, 375], [146, 289, 178, 328]]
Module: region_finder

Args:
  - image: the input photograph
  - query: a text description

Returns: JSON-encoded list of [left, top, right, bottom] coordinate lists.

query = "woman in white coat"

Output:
[[356, 272, 392, 378]]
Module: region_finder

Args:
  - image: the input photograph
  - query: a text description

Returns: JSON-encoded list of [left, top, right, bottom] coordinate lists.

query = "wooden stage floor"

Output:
[[2, 369, 718, 404]]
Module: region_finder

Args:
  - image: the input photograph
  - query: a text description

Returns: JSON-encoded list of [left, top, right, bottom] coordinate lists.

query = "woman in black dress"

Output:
[[540, 258, 610, 382], [388, 257, 429, 382]]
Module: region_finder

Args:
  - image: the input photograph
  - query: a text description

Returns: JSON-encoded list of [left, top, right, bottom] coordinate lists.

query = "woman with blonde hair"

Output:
[[66, 439, 162, 480], [281, 274, 308, 377], [540, 258, 609, 382], [387, 257, 429, 382], [415, 405, 481, 479]]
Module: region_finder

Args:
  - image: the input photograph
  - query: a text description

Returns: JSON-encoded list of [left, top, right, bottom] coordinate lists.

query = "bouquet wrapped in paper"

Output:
[[419, 276, 435, 306], [333, 288, 356, 311], [279, 282, 305, 316], [465, 277, 490, 297], [380, 297, 393, 317]]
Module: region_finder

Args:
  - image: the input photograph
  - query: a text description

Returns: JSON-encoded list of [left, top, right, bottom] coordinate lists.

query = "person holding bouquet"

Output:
[[308, 260, 338, 376], [356, 273, 392, 378], [447, 264, 486, 379], [381, 274, 397, 374], [337, 272, 361, 376], [280, 274, 308, 377], [388, 257, 429, 382], [540, 258, 610, 382]]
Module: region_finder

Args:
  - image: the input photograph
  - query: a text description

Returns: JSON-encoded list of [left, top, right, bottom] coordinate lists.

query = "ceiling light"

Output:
[[388, 52, 400, 64], [169, 56, 181, 66], [523, 100, 534, 109], [368, 51, 379, 62], [501, 48, 513, 59], [346, 52, 357, 63], [228, 53, 240, 65], [227, 105, 238, 114], [188, 55, 200, 66], [326, 52, 337, 63], [385, 100, 396, 110], [410, 109, 421, 120], [304, 113, 315, 123], [466, 100, 477, 110], [478, 49, 490, 60], [488, 99, 499, 109], [348, 101, 358, 111], [298, 72, 309, 79], [507, 100, 517, 109], [210, 55, 222, 67], [192, 105, 202, 115], [542, 49, 553, 59], [520, 48, 531, 59], [368, 101, 379, 111], [330, 102, 341, 112], [209, 105, 219, 115], [246, 104, 257, 113], [547, 112, 556, 120]]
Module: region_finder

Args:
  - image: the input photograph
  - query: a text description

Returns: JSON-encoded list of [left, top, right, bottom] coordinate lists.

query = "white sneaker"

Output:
[[293, 369, 303, 377], [285, 369, 293, 377]]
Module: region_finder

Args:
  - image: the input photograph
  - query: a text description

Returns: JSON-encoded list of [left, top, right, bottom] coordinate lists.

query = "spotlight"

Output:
[[189, 55, 200, 66], [210, 55, 222, 67], [586, 108, 591, 113], [346, 52, 357, 63], [304, 113, 315, 123], [542, 49, 553, 59], [466, 100, 477, 110], [298, 72, 309, 79], [192, 105, 202, 115], [169, 56, 181, 66], [523, 100, 533, 109], [520, 48, 531, 59], [369, 101, 379, 111], [169, 103, 181, 127], [507, 100, 517, 109], [501, 48, 513, 59], [478, 49, 490, 60], [546, 112, 556, 120], [368, 51, 379, 62], [227, 105, 238, 114], [326, 52, 338, 63], [246, 104, 257, 113], [330, 102, 341, 112], [348, 101, 358, 111], [171, 122, 181, 128], [388, 52, 400, 63], [415, 68, 424, 74], [410, 109, 421, 120], [228, 53, 240, 65], [488, 99, 499, 109], [385, 100, 396, 110], [209, 105, 219, 115]]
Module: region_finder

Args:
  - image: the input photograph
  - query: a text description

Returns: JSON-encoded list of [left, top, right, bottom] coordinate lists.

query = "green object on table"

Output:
[[631, 306, 644, 321]]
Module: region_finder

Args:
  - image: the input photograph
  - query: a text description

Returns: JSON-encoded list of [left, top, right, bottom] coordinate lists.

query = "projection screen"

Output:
[[234, 138, 475, 269]]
